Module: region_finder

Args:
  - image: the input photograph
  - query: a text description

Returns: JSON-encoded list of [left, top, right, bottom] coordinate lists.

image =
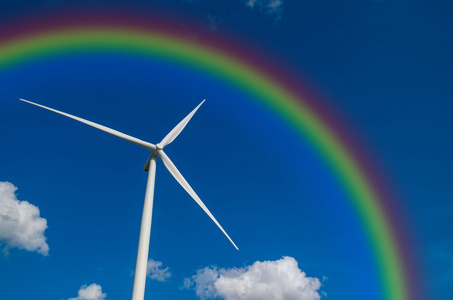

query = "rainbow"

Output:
[[0, 10, 420, 300]]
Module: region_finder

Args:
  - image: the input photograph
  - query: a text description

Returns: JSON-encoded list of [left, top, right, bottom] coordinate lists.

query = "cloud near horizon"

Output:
[[147, 258, 171, 282], [0, 181, 49, 255], [68, 283, 106, 300], [184, 256, 322, 300]]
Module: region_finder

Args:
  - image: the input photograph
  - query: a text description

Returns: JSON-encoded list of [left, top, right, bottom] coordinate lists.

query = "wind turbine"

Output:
[[19, 98, 238, 300]]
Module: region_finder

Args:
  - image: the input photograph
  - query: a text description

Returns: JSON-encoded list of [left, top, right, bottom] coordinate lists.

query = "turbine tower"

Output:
[[19, 98, 238, 300]]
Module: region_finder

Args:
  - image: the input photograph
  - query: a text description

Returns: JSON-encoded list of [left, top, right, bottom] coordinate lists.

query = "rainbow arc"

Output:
[[0, 11, 421, 300]]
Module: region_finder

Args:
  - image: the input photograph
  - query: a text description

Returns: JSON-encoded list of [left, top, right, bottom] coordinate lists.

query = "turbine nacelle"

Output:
[[144, 144, 162, 171]]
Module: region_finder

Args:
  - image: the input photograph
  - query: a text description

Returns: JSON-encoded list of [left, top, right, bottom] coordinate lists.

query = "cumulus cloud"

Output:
[[246, 0, 284, 22], [0, 181, 49, 255], [68, 283, 106, 300], [184, 256, 322, 300], [147, 259, 171, 282]]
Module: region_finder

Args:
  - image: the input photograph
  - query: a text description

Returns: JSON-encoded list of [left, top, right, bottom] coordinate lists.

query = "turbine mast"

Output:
[[131, 153, 157, 300]]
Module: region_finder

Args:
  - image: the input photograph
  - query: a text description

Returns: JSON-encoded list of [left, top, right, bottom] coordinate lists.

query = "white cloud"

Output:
[[246, 0, 284, 22], [184, 256, 322, 300], [246, 0, 259, 8], [267, 0, 283, 10], [0, 181, 49, 255], [68, 283, 106, 300], [147, 259, 171, 281]]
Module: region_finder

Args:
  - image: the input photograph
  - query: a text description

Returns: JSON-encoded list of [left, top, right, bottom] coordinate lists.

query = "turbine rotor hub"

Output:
[[151, 150, 159, 158]]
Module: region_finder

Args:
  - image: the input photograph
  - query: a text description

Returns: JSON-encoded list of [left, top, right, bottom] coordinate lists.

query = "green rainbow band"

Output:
[[0, 28, 407, 300]]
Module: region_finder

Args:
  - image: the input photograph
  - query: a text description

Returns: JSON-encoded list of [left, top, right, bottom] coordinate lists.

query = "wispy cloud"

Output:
[[147, 259, 171, 282], [184, 256, 322, 300], [0, 181, 49, 256], [207, 14, 223, 31], [68, 283, 106, 300], [246, 0, 284, 22]]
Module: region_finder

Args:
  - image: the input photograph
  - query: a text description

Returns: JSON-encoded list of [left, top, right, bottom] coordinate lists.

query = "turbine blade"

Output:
[[20, 99, 156, 150], [159, 100, 205, 148], [158, 149, 239, 250]]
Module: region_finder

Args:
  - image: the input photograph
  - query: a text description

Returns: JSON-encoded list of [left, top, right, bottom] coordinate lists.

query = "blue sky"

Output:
[[1, 1, 452, 300]]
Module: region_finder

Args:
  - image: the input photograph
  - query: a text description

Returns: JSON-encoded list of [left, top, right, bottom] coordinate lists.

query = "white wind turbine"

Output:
[[19, 98, 238, 300]]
